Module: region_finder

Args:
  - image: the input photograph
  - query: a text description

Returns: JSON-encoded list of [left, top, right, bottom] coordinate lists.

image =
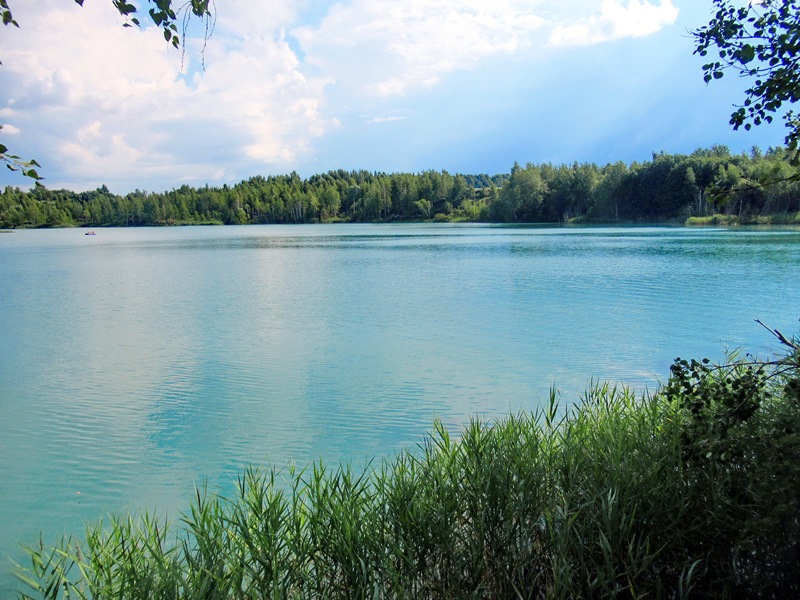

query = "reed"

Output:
[[685, 214, 741, 226], [16, 340, 800, 598]]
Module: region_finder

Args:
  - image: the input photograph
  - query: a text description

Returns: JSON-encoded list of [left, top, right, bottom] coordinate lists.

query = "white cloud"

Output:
[[2, 123, 20, 135], [293, 0, 679, 100], [0, 0, 690, 191], [59, 121, 143, 176], [0, 0, 332, 189], [294, 0, 545, 97], [372, 116, 407, 123], [549, 0, 679, 47]]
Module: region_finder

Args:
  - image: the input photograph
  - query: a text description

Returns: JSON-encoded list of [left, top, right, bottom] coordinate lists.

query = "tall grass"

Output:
[[685, 211, 800, 226], [17, 337, 800, 598], [685, 214, 740, 226]]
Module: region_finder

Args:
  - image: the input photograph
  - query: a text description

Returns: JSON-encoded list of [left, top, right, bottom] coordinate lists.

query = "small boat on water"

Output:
[[85, 231, 96, 236]]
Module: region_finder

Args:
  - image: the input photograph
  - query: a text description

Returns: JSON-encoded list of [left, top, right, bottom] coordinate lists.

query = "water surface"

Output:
[[1, 224, 799, 593]]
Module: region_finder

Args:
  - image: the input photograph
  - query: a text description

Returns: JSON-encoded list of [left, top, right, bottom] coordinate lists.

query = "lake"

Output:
[[1, 223, 799, 593]]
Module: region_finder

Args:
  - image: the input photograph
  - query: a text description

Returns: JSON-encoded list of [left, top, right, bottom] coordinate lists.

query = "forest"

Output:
[[2, 145, 799, 229]]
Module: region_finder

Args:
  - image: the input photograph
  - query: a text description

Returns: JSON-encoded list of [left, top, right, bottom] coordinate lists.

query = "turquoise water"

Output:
[[1, 224, 799, 593]]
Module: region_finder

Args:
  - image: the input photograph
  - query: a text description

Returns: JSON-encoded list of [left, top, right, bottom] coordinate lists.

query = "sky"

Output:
[[0, 0, 790, 194]]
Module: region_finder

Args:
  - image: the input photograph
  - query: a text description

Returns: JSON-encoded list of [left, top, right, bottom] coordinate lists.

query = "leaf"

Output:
[[691, 0, 800, 149], [740, 44, 755, 63]]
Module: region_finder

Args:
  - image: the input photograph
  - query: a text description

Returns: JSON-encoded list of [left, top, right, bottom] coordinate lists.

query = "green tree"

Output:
[[413, 198, 432, 219], [488, 163, 550, 223], [693, 0, 800, 161], [587, 161, 629, 221], [319, 186, 341, 220]]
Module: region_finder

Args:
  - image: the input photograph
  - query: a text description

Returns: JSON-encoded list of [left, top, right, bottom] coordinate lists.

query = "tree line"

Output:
[[2, 146, 799, 229]]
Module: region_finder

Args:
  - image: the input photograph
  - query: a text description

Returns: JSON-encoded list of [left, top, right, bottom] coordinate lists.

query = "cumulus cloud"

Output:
[[0, 0, 685, 191], [0, 0, 332, 189], [291, 0, 679, 104], [294, 0, 545, 97], [549, 0, 679, 47]]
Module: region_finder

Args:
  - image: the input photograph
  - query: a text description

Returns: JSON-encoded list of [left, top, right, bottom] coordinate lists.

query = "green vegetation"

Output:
[[693, 0, 800, 161], [686, 211, 800, 227], [685, 214, 741, 226], [3, 146, 800, 228], [16, 329, 800, 598]]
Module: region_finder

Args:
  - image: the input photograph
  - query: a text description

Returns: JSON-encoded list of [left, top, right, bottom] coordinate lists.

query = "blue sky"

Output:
[[0, 0, 789, 193]]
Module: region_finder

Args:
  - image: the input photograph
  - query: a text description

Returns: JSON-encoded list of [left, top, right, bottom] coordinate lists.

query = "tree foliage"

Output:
[[693, 0, 800, 162], [2, 147, 799, 229], [103, 0, 214, 49], [1, 0, 213, 53], [0, 125, 42, 181]]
